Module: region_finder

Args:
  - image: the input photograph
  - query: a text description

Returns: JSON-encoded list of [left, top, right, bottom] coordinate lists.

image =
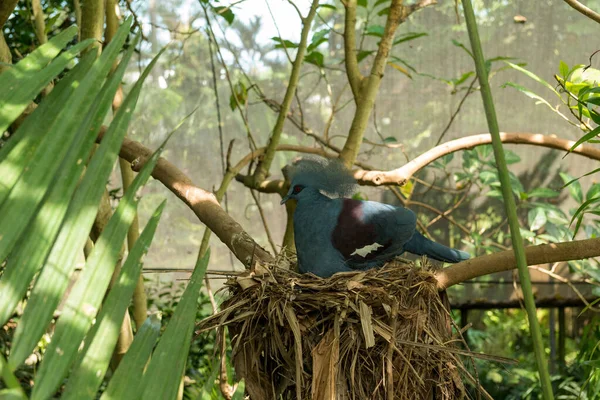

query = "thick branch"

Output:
[[343, 0, 362, 99], [80, 0, 104, 52], [110, 135, 274, 266], [339, 0, 436, 166], [563, 0, 600, 24], [435, 238, 600, 290], [0, 0, 18, 27], [0, 32, 11, 75], [31, 0, 47, 44], [355, 132, 600, 186], [452, 297, 598, 310], [251, 0, 320, 185]]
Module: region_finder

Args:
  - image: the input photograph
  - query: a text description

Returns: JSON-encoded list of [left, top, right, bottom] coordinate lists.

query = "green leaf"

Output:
[[572, 213, 584, 238], [358, 0, 368, 7], [8, 25, 161, 369], [509, 172, 525, 196], [559, 60, 569, 78], [383, 136, 397, 143], [352, 192, 367, 201], [61, 201, 166, 400], [501, 82, 555, 109], [479, 170, 499, 185], [0, 353, 24, 397], [0, 19, 131, 268], [504, 150, 521, 164], [561, 169, 598, 191], [196, 360, 221, 400], [357, 50, 375, 62], [304, 51, 324, 67], [212, 6, 235, 24], [365, 25, 385, 37], [451, 39, 473, 59], [569, 196, 600, 232], [317, 4, 337, 10], [0, 389, 26, 400], [139, 251, 211, 400], [377, 6, 390, 16], [451, 71, 475, 87], [399, 180, 414, 198], [528, 208, 547, 231], [99, 316, 161, 400], [393, 32, 427, 46], [31, 128, 168, 399], [527, 188, 559, 199], [229, 81, 247, 111], [587, 183, 600, 201], [476, 144, 492, 159], [0, 32, 93, 136], [307, 29, 329, 52], [503, 61, 561, 99], [0, 52, 99, 328], [271, 37, 299, 49], [566, 125, 600, 153], [486, 189, 503, 198], [486, 56, 517, 63], [0, 40, 95, 203]]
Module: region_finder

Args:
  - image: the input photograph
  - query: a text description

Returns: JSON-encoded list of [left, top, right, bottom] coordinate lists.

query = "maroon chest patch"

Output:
[[331, 199, 382, 260]]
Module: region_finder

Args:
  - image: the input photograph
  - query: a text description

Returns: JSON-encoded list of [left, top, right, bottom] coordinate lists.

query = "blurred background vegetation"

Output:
[[2, 0, 600, 398]]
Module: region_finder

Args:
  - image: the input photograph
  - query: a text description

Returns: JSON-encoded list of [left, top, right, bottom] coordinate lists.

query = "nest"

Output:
[[197, 259, 490, 400]]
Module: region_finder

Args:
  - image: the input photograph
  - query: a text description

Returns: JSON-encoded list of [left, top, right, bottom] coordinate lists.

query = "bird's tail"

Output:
[[404, 231, 470, 263]]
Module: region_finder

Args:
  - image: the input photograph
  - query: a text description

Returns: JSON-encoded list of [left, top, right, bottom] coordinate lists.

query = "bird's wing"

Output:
[[330, 198, 416, 262]]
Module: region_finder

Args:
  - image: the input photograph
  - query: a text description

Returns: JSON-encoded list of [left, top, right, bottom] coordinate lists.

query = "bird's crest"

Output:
[[288, 157, 357, 198]]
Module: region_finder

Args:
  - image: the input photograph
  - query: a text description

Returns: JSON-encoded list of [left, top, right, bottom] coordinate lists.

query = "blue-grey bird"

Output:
[[280, 158, 470, 277]]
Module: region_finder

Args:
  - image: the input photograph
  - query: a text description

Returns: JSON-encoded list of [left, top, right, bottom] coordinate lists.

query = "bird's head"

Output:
[[280, 182, 310, 204], [280, 157, 357, 205]]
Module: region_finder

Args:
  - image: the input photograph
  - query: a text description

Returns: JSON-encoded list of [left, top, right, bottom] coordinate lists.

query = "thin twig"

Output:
[[202, 4, 258, 151], [407, 200, 471, 235], [435, 77, 478, 146], [528, 265, 600, 312], [563, 0, 600, 24], [426, 183, 472, 227]]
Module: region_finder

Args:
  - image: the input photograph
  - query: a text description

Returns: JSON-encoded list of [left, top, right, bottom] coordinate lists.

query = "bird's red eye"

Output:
[[293, 185, 304, 194]]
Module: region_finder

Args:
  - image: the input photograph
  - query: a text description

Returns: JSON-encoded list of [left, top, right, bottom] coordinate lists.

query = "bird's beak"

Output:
[[280, 195, 290, 205]]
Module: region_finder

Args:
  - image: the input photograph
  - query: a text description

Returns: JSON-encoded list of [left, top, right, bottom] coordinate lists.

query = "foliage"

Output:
[[0, 22, 210, 399], [503, 58, 600, 236], [463, 309, 600, 400]]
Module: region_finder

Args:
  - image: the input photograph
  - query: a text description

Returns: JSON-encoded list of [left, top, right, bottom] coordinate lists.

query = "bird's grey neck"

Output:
[[298, 188, 331, 204]]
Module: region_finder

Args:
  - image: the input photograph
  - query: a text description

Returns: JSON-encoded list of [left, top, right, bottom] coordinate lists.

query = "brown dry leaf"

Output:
[[236, 274, 258, 290], [311, 329, 340, 400], [359, 300, 376, 348], [347, 280, 364, 291]]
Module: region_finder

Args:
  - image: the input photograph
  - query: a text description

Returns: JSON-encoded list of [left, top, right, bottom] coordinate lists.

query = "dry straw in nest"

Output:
[[197, 258, 501, 400]]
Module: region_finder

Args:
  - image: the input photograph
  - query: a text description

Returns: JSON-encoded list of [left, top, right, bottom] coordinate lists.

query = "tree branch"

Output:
[[435, 238, 600, 290], [31, 0, 47, 44], [251, 0, 320, 185], [339, 0, 436, 166], [0, 0, 18, 28], [354, 132, 600, 186], [563, 0, 600, 24], [80, 0, 104, 53], [106, 133, 274, 267], [343, 0, 362, 99]]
